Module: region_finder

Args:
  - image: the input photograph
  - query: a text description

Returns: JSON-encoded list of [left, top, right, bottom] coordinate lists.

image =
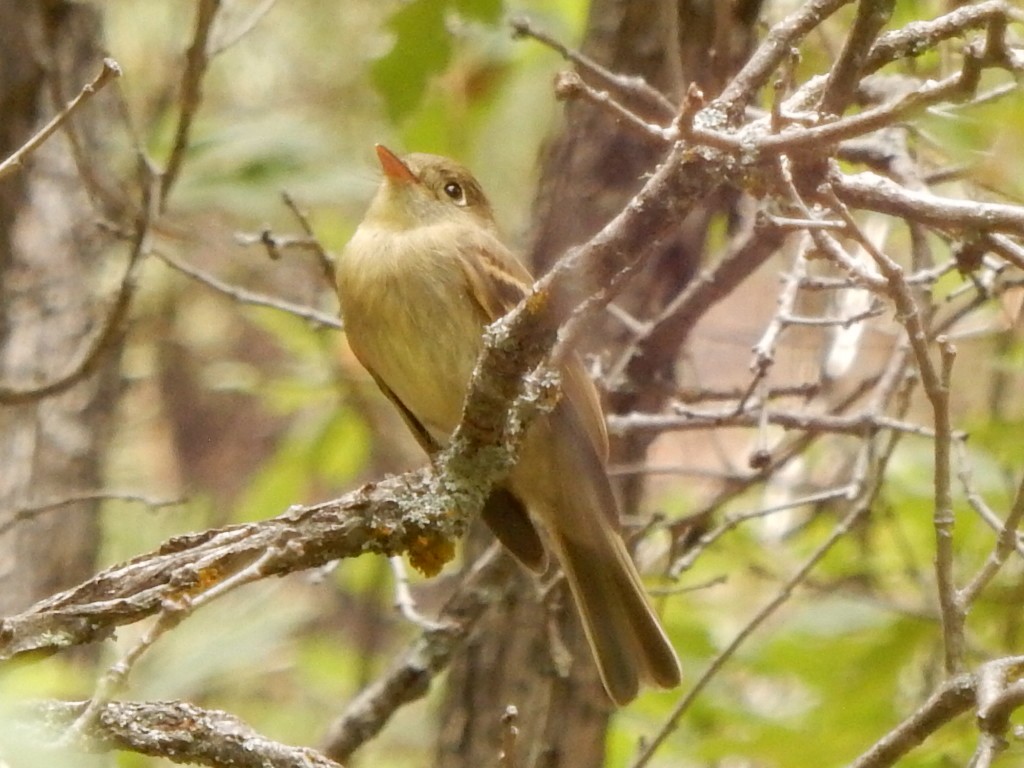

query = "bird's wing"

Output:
[[364, 367, 443, 455], [457, 231, 610, 462]]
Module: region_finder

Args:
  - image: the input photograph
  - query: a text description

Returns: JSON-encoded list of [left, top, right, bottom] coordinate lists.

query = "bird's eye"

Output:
[[443, 181, 465, 204]]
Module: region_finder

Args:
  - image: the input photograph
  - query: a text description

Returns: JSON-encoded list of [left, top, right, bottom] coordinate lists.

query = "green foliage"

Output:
[[372, 0, 505, 122], [233, 311, 370, 521], [373, 1, 454, 123]]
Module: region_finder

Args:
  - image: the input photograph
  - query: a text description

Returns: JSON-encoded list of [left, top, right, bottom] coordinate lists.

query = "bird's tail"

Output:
[[524, 405, 681, 705], [550, 514, 681, 704]]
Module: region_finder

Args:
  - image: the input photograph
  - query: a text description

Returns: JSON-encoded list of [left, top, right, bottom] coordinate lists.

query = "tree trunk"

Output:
[[0, 2, 121, 616], [436, 2, 761, 766]]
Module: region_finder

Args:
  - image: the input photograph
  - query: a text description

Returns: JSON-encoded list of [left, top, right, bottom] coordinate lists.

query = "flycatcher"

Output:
[[336, 145, 681, 704]]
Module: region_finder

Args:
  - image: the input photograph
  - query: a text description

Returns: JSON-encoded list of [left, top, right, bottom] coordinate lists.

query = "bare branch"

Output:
[[321, 548, 514, 762], [846, 674, 977, 768], [509, 15, 675, 122], [0, 471, 460, 660], [864, 1, 1024, 75], [0, 58, 121, 181], [28, 699, 341, 768], [717, 0, 855, 121], [974, 668, 1024, 767], [834, 172, 1024, 237], [0, 492, 184, 537], [64, 547, 285, 741], [819, 0, 895, 116], [208, 0, 279, 56], [609, 407, 937, 439], [281, 191, 336, 286], [959, 470, 1024, 606], [956, 439, 1024, 561], [552, 70, 674, 145], [160, 0, 222, 206], [154, 248, 342, 330], [634, 491, 874, 768]]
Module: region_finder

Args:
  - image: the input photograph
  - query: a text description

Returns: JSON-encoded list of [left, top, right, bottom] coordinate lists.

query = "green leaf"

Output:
[[372, 1, 453, 122], [453, 0, 503, 22]]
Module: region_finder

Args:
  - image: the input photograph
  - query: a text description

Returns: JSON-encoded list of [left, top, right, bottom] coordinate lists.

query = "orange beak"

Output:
[[375, 144, 417, 185]]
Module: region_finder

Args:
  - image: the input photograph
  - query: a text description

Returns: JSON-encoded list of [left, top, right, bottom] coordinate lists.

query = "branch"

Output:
[[846, 674, 976, 768], [823, 187, 966, 673], [0, 58, 121, 181], [208, 0, 279, 55], [154, 248, 342, 330], [25, 699, 340, 768], [0, 492, 184, 537], [0, 469, 452, 659], [863, 1, 1024, 76], [609, 407, 938, 439], [160, 0, 222, 206], [509, 15, 675, 122], [552, 70, 674, 146], [321, 547, 515, 762], [717, 0, 855, 121], [834, 171, 1024, 237], [819, 0, 896, 116], [958, 470, 1024, 606], [634, 486, 876, 768], [281, 191, 336, 286]]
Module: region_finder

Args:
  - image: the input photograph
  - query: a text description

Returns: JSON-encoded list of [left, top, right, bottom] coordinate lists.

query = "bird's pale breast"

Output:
[[338, 223, 487, 444]]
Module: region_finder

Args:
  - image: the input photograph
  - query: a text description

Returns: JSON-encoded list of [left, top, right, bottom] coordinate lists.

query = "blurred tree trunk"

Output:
[[0, 2, 121, 616], [436, 2, 761, 766]]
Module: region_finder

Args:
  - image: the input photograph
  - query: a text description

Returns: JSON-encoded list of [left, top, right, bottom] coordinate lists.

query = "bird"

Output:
[[335, 144, 681, 704]]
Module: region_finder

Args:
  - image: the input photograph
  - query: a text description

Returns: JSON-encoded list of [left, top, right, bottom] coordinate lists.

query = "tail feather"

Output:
[[513, 403, 681, 704], [553, 526, 681, 703]]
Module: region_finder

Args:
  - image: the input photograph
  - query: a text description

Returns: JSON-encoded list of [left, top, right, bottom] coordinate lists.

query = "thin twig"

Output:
[[846, 674, 977, 768], [160, 0, 222, 206], [0, 58, 121, 181], [64, 546, 285, 742], [509, 15, 676, 121], [955, 439, 1024, 561], [208, 0, 279, 55], [958, 471, 1024, 606], [281, 191, 336, 287], [0, 492, 185, 536], [154, 248, 342, 329], [609, 406, 938, 439], [635, 494, 872, 767], [552, 70, 674, 145], [670, 485, 856, 575], [388, 557, 445, 631], [322, 547, 514, 762], [750, 240, 809, 376]]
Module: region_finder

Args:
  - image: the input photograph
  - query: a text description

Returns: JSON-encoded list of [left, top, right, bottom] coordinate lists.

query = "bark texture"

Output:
[[0, 2, 120, 616]]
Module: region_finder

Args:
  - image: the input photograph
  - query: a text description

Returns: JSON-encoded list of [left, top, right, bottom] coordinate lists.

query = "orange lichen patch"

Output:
[[370, 522, 397, 539], [524, 287, 548, 315], [407, 532, 455, 577], [189, 565, 223, 595]]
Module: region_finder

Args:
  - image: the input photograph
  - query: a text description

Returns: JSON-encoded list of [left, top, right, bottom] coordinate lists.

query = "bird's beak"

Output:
[[375, 144, 417, 185]]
